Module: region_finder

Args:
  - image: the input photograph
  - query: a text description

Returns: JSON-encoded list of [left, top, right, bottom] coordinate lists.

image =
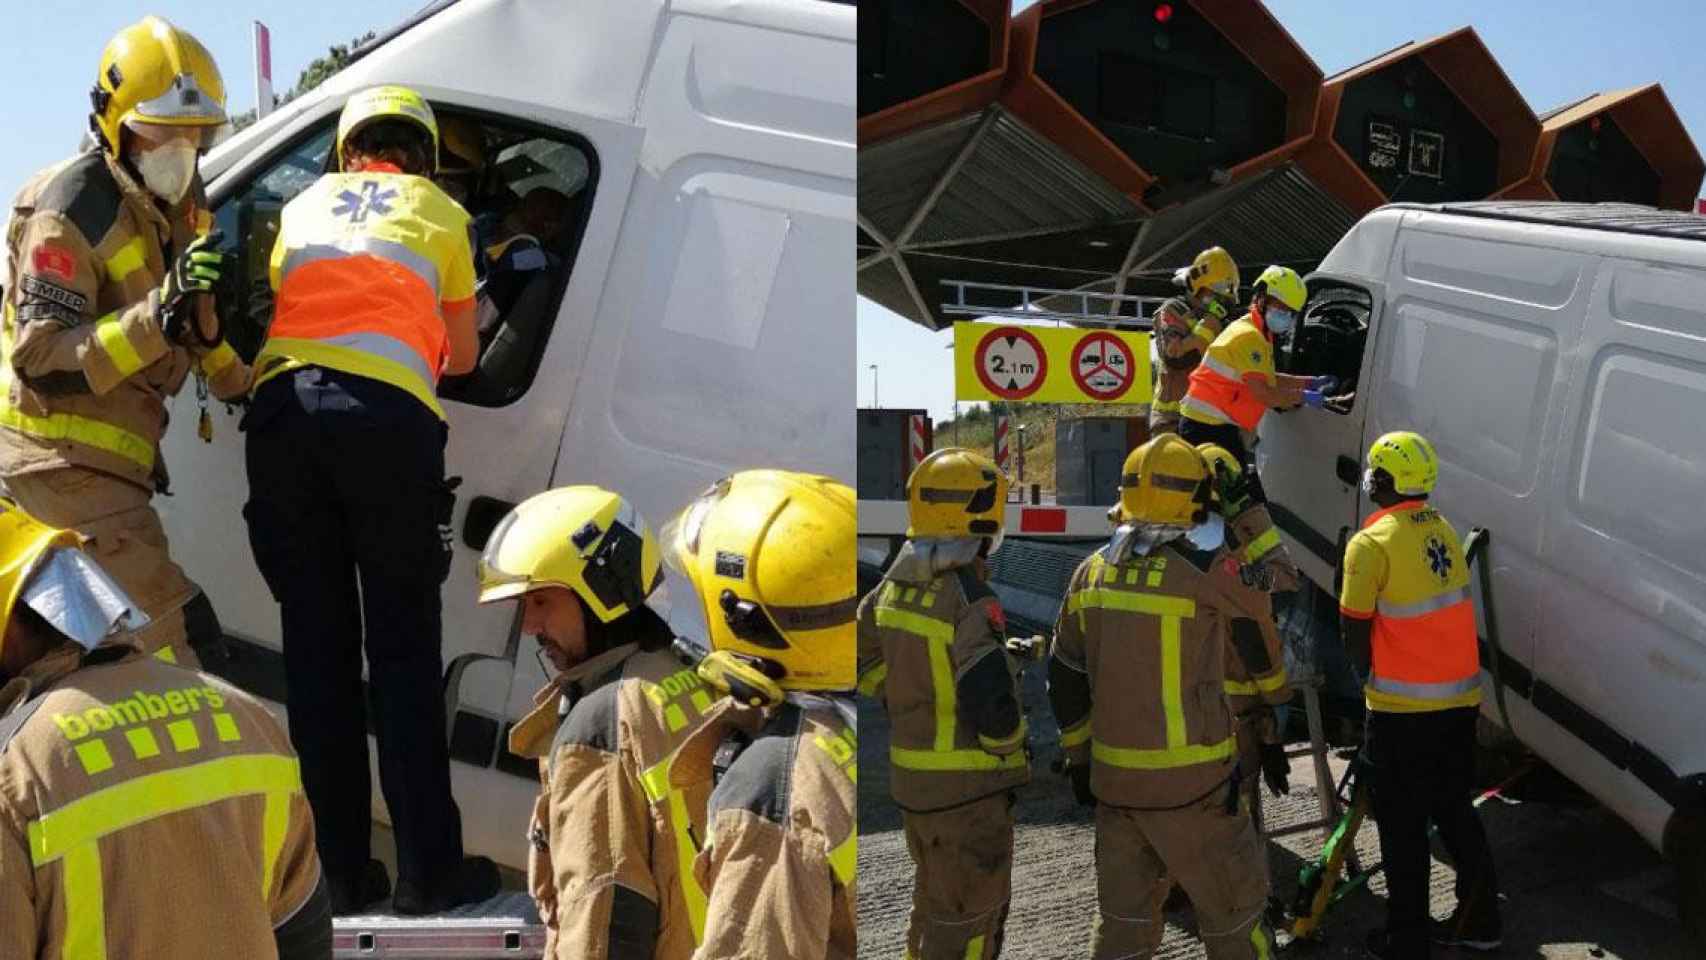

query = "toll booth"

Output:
[[1496, 85, 1705, 210], [858, 0, 1010, 144], [1027, 0, 1321, 209], [1055, 416, 1148, 507], [857, 408, 932, 500]]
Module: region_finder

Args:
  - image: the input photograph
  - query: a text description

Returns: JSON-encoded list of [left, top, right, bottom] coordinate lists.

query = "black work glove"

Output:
[[1260, 741, 1291, 797], [161, 231, 231, 346], [1068, 763, 1095, 808]]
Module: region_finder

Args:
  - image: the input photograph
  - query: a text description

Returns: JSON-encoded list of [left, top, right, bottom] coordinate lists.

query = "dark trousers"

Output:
[[1176, 419, 1266, 503], [1366, 707, 1500, 951], [243, 367, 462, 885]]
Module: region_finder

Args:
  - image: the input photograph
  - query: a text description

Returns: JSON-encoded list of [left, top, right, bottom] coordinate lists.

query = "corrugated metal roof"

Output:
[[858, 113, 984, 239], [1125, 166, 1358, 279], [856, 257, 925, 321], [910, 108, 1142, 244]]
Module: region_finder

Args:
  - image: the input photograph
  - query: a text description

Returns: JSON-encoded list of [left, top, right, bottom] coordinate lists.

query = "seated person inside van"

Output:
[[476, 186, 572, 338]]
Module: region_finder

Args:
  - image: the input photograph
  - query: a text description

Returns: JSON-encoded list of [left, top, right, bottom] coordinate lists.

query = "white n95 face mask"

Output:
[[135, 141, 199, 204], [1266, 306, 1296, 335]]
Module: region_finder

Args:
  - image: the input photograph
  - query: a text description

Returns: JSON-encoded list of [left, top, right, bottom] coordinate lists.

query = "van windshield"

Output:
[[1276, 278, 1371, 404]]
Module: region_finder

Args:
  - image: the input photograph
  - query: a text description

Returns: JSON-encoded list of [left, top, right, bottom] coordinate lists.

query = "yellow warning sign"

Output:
[[954, 322, 1152, 405]]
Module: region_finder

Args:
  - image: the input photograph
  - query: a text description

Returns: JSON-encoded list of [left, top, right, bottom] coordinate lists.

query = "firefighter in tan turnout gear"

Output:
[[0, 500, 329, 957], [1197, 443, 1294, 821], [1048, 435, 1279, 960], [857, 447, 1028, 960], [478, 485, 718, 958], [0, 16, 252, 668], [1150, 247, 1241, 434], [659, 469, 858, 959]]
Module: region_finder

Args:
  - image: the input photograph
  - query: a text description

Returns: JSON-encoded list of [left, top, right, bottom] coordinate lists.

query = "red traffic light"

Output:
[[1154, 3, 1174, 23]]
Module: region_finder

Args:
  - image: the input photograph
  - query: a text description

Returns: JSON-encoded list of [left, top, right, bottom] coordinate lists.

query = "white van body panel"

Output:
[[1268, 203, 1706, 852], [159, 0, 853, 868]]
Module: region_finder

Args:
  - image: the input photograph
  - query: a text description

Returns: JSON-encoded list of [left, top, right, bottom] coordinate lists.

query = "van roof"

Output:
[[1390, 201, 1706, 243]]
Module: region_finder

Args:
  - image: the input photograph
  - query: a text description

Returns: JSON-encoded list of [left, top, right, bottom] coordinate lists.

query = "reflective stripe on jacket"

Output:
[[1182, 315, 1274, 432], [262, 168, 476, 420], [0, 645, 321, 958], [1050, 545, 1253, 809], [0, 149, 235, 490], [1339, 501, 1481, 713], [856, 560, 1028, 812]]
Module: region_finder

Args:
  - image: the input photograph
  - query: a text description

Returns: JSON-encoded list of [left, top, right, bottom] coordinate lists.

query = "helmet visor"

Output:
[[22, 547, 149, 651], [475, 510, 530, 603], [659, 478, 728, 580]]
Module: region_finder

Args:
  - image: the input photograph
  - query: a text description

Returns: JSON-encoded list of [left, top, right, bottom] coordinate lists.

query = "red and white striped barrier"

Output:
[[909, 414, 928, 471]]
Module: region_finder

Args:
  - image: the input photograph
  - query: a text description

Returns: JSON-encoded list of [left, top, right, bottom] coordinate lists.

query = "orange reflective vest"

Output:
[[1181, 313, 1275, 432], [262, 164, 476, 420], [1339, 501, 1481, 713]]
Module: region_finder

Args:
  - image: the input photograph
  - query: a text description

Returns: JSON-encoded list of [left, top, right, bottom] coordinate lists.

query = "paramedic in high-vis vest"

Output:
[[1049, 435, 1279, 960], [0, 500, 329, 958], [1, 17, 250, 668], [660, 469, 858, 960], [1178, 265, 1339, 591], [478, 485, 717, 959], [1339, 431, 1501, 960], [243, 84, 488, 915], [857, 448, 1028, 960]]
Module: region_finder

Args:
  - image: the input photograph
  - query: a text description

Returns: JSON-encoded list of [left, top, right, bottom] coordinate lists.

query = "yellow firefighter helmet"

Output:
[[1116, 435, 1213, 526], [476, 486, 663, 623], [91, 16, 229, 154], [437, 114, 485, 175], [661, 470, 855, 693], [1184, 246, 1240, 300], [906, 447, 1008, 541]]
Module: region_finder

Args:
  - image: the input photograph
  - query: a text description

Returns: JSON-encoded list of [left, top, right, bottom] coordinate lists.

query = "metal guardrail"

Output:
[[940, 279, 1160, 328]]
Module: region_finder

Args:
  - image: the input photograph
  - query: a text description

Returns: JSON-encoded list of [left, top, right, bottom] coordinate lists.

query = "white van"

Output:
[[157, 0, 854, 889], [1259, 200, 1706, 929]]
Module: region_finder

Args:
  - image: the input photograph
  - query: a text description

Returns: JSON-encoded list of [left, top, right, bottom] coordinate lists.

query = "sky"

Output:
[[858, 0, 1706, 422], [0, 1, 427, 196]]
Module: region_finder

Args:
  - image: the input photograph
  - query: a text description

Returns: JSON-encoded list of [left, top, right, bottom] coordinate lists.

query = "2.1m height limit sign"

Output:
[[953, 322, 1151, 404]]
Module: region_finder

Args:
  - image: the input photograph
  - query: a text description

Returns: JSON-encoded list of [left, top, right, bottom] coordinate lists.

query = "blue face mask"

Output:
[[1266, 306, 1296, 335]]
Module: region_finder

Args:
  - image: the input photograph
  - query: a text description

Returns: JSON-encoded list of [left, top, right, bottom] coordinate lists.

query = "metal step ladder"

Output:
[[1254, 674, 1358, 875], [332, 892, 546, 959]]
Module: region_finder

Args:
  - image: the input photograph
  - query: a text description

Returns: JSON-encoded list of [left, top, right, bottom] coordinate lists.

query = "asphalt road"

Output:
[[857, 663, 1695, 959]]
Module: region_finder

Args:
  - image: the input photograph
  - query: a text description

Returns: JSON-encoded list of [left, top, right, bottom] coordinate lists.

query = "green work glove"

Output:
[[160, 231, 230, 346]]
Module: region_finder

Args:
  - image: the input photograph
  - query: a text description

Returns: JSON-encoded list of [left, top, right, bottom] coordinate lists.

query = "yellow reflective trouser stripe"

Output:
[[1225, 670, 1288, 696], [1243, 527, 1282, 563], [966, 933, 986, 959], [874, 606, 957, 752], [104, 237, 147, 283], [638, 756, 709, 943], [65, 841, 107, 958], [978, 717, 1026, 753], [827, 832, 856, 887], [261, 791, 291, 898], [1252, 922, 1273, 959], [1060, 719, 1091, 748], [1091, 736, 1234, 770], [93, 311, 146, 378], [891, 745, 1027, 772], [1160, 614, 1185, 749], [857, 662, 887, 697]]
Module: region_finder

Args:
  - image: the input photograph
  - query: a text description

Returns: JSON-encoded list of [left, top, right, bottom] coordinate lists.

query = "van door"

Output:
[[1361, 212, 1593, 745], [158, 94, 645, 863], [1258, 274, 1383, 589]]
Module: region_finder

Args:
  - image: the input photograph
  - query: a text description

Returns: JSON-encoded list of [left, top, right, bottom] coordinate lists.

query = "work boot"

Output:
[[329, 859, 392, 915], [1431, 905, 1503, 951], [392, 856, 502, 915]]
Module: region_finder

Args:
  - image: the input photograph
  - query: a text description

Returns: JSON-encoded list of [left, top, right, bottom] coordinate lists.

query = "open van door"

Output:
[[1258, 273, 1383, 588]]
